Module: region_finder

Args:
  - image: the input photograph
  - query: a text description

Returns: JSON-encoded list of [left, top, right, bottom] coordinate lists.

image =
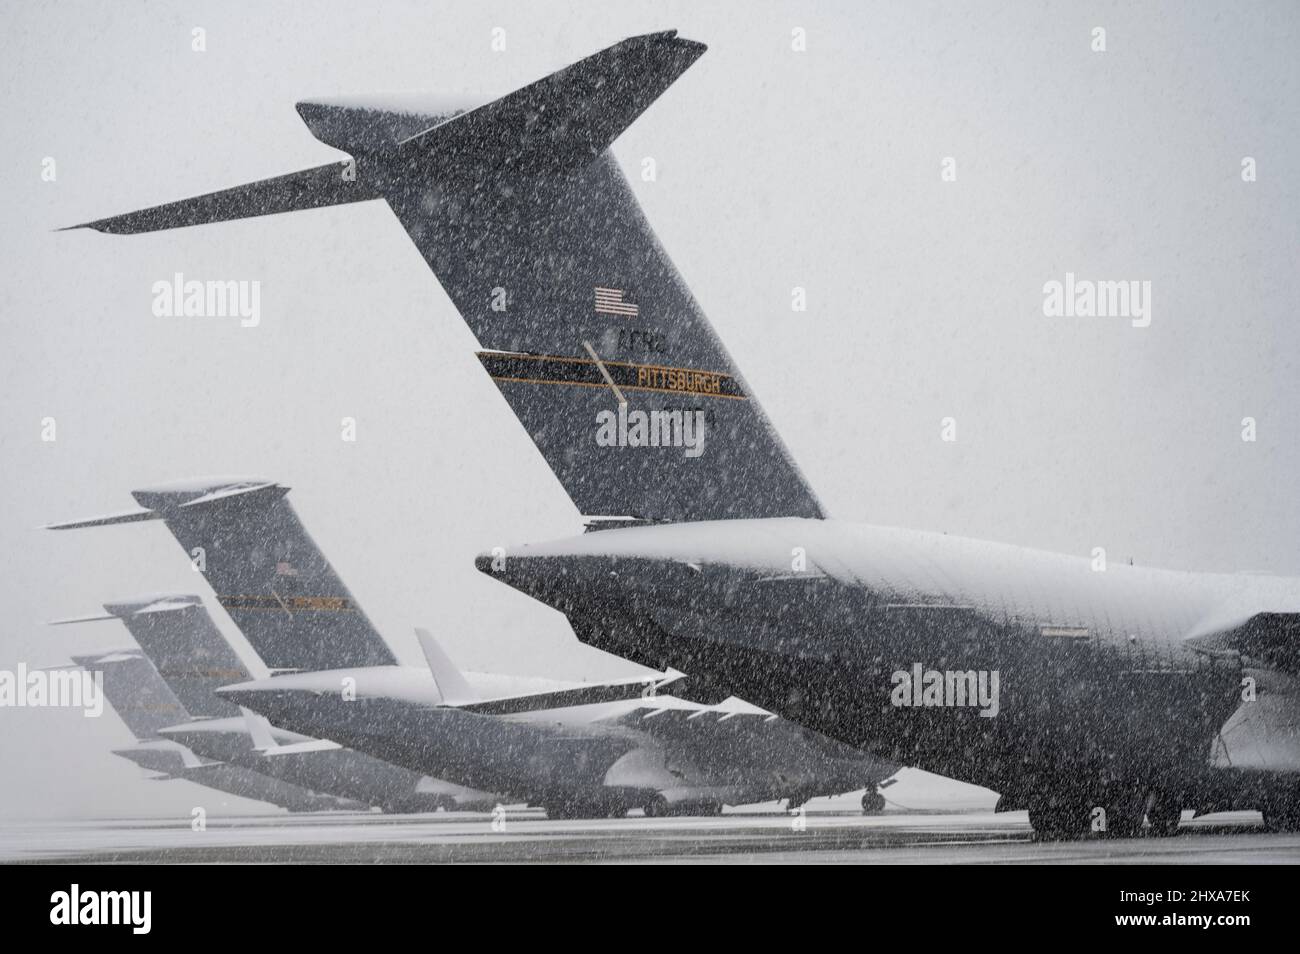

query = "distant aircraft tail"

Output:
[[67, 650, 189, 741], [47, 478, 396, 672], [65, 31, 822, 524], [52, 594, 249, 718]]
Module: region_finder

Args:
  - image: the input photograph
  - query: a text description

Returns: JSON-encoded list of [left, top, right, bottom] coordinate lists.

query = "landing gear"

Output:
[[1102, 786, 1147, 839], [643, 794, 669, 818], [1028, 785, 1183, 839], [861, 791, 886, 815], [1145, 793, 1182, 837]]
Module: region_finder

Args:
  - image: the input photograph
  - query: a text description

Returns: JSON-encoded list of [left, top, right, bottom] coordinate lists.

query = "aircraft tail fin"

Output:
[[69, 650, 189, 741], [376, 32, 822, 522], [54, 594, 250, 718], [48, 478, 397, 672], [61, 30, 823, 523]]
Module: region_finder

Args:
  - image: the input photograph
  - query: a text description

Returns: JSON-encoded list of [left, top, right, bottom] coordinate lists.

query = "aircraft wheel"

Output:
[[1102, 787, 1147, 839], [643, 795, 669, 818], [1144, 793, 1181, 837], [862, 791, 886, 815]]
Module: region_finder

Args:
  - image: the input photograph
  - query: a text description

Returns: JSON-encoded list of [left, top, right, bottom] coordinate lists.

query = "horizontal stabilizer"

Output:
[[63, 161, 380, 235], [176, 481, 282, 510], [46, 480, 282, 530], [45, 508, 159, 530], [50, 594, 202, 626], [47, 611, 116, 625], [397, 30, 705, 179], [295, 97, 468, 153]]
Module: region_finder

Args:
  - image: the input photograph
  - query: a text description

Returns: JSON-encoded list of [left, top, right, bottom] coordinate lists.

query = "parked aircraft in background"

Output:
[[61, 649, 353, 812], [51, 477, 896, 818], [51, 595, 495, 813]]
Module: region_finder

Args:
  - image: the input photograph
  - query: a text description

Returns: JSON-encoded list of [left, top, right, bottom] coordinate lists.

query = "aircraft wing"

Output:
[[457, 673, 683, 716]]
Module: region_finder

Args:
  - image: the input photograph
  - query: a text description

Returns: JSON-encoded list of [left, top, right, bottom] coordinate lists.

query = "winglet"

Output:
[[414, 628, 477, 704], [241, 707, 279, 752]]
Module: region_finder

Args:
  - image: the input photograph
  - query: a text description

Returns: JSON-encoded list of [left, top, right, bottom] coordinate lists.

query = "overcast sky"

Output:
[[1, 0, 1296, 819]]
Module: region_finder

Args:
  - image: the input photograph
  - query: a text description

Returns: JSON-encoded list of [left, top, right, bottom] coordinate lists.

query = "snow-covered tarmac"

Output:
[[3, 808, 1297, 864]]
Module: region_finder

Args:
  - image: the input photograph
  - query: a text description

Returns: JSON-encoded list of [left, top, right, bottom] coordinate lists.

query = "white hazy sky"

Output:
[[1, 1, 1296, 819]]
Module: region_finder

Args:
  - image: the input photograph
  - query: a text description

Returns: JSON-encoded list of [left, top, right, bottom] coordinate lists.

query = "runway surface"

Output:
[[3, 808, 1298, 864]]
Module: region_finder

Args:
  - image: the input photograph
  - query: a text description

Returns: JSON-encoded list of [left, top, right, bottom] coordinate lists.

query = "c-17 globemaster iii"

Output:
[[51, 477, 896, 818], [61, 30, 1300, 837]]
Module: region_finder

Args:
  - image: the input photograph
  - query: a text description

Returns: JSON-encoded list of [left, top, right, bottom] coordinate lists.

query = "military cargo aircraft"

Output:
[[62, 29, 1296, 837], [63, 649, 354, 812], [52, 595, 495, 813], [51, 478, 895, 818]]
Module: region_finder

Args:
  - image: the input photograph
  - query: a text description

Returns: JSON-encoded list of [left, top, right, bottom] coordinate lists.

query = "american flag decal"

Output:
[[594, 286, 639, 317]]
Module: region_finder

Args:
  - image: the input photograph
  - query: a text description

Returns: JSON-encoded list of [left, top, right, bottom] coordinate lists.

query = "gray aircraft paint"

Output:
[[59, 596, 248, 718], [158, 715, 489, 813], [51, 27, 1300, 831], [219, 664, 890, 814], [52, 470, 889, 812], [51, 500, 500, 812], [68, 650, 189, 741], [72, 650, 354, 813], [51, 478, 397, 672], [476, 517, 1300, 822], [66, 32, 820, 525]]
